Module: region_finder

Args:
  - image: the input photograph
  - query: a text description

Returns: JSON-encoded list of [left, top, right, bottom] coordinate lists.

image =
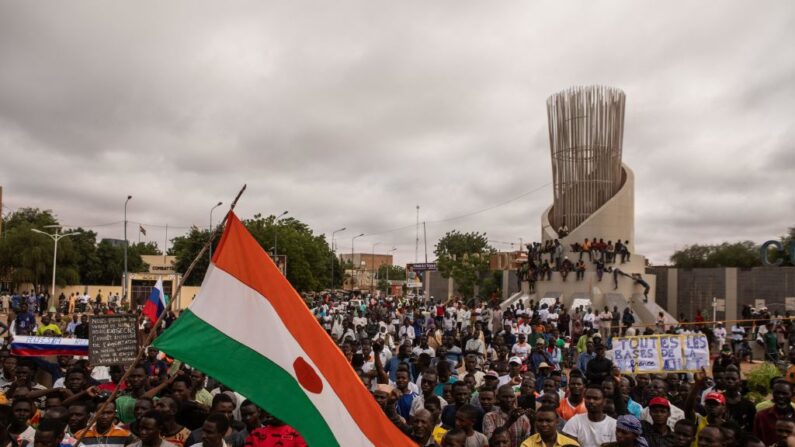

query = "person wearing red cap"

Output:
[[685, 378, 727, 447], [641, 397, 674, 447], [641, 379, 685, 430]]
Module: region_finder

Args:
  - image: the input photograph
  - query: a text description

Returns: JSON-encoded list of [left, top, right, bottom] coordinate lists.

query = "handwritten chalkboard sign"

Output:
[[89, 315, 139, 366]]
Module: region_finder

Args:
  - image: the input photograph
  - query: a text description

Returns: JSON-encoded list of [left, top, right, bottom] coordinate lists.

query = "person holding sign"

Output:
[[585, 344, 613, 385], [562, 386, 616, 447]]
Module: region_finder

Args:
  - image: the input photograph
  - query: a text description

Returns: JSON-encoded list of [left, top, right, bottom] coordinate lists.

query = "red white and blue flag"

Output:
[[11, 336, 89, 357], [142, 279, 167, 323]]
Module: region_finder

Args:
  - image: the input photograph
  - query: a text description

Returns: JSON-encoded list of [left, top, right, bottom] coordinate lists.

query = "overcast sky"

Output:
[[1, 2, 793, 267]]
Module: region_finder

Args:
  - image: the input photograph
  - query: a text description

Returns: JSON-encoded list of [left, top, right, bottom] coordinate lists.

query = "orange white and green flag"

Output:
[[153, 212, 414, 446]]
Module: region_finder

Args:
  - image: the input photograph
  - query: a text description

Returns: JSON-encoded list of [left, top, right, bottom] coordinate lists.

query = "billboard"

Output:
[[406, 263, 436, 289]]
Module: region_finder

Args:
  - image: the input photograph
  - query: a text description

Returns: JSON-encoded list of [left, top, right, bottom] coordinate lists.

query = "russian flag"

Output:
[[11, 336, 89, 357], [143, 279, 167, 323]]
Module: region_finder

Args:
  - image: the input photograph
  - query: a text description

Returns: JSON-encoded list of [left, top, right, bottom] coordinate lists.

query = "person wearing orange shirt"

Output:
[[557, 375, 587, 422]]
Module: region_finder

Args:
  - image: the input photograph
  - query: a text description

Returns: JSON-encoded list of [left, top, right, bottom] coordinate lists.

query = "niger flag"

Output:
[[153, 212, 413, 446]]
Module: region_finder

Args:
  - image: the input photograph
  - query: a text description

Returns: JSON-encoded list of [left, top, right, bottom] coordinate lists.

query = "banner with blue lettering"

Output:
[[612, 334, 710, 373]]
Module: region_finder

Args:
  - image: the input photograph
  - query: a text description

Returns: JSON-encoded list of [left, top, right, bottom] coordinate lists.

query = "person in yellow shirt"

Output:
[[425, 395, 448, 444], [521, 405, 579, 447], [35, 315, 62, 336]]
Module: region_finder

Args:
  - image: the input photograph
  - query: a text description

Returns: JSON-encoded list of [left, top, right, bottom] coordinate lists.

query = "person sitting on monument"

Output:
[[614, 241, 624, 264], [559, 258, 573, 281], [539, 261, 552, 281], [594, 238, 607, 262], [621, 240, 631, 263], [558, 223, 569, 238], [605, 240, 615, 263], [575, 260, 586, 280], [580, 238, 592, 262]]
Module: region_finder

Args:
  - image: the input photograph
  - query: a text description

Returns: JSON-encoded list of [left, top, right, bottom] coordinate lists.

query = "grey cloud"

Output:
[[1, 1, 793, 268]]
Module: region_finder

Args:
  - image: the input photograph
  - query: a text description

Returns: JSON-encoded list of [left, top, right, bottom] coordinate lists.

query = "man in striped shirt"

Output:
[[75, 401, 135, 447]]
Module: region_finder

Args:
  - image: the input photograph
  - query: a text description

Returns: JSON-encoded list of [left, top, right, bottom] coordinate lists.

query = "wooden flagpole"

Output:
[[74, 184, 247, 444]]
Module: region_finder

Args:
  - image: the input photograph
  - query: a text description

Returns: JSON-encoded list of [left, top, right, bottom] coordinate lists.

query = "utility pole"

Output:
[[123, 195, 132, 303], [371, 242, 380, 292], [330, 227, 346, 291], [352, 233, 364, 289], [415, 205, 420, 263], [423, 221, 428, 263], [32, 226, 79, 310]]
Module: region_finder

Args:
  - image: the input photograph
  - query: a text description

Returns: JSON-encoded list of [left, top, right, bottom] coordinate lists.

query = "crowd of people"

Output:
[[311, 292, 795, 447], [0, 285, 793, 447], [517, 238, 648, 301]]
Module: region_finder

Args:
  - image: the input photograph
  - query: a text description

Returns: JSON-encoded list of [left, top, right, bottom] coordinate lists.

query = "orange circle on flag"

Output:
[[293, 357, 323, 394]]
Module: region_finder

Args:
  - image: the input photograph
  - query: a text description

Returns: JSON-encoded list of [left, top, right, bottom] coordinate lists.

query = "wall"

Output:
[[651, 266, 795, 321], [737, 267, 795, 314]]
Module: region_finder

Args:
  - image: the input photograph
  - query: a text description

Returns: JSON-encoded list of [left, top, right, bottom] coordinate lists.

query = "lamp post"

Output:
[[371, 242, 381, 292], [209, 201, 223, 262], [352, 233, 364, 289], [386, 247, 397, 294], [330, 227, 346, 291], [272, 210, 288, 258], [123, 195, 132, 303], [32, 226, 79, 310]]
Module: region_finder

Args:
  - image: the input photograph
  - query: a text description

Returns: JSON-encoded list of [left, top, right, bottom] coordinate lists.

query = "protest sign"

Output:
[[683, 333, 710, 371], [89, 315, 139, 366], [612, 333, 709, 374]]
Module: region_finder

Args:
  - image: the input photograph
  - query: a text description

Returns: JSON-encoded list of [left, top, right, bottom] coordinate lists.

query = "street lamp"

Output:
[[209, 201, 223, 262], [386, 247, 397, 294], [32, 226, 79, 310], [330, 227, 346, 291], [123, 195, 132, 303], [352, 233, 364, 290], [272, 210, 289, 259], [371, 242, 381, 292]]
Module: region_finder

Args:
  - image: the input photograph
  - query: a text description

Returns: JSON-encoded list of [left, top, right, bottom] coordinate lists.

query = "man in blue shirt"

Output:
[[14, 303, 36, 335], [576, 341, 595, 374], [386, 343, 415, 382]]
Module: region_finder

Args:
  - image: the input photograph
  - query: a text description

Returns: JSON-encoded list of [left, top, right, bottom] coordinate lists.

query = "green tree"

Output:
[[0, 208, 81, 290], [244, 214, 337, 292], [670, 241, 761, 268], [169, 226, 212, 286], [131, 241, 162, 256], [480, 271, 503, 299], [86, 239, 148, 285], [170, 215, 340, 291], [435, 230, 494, 298], [68, 228, 100, 284]]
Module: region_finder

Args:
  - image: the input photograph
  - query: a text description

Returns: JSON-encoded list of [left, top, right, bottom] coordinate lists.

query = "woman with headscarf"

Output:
[[602, 415, 649, 447]]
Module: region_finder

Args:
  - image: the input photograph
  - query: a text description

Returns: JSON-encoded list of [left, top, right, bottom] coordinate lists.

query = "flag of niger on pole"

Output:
[[153, 212, 414, 446]]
